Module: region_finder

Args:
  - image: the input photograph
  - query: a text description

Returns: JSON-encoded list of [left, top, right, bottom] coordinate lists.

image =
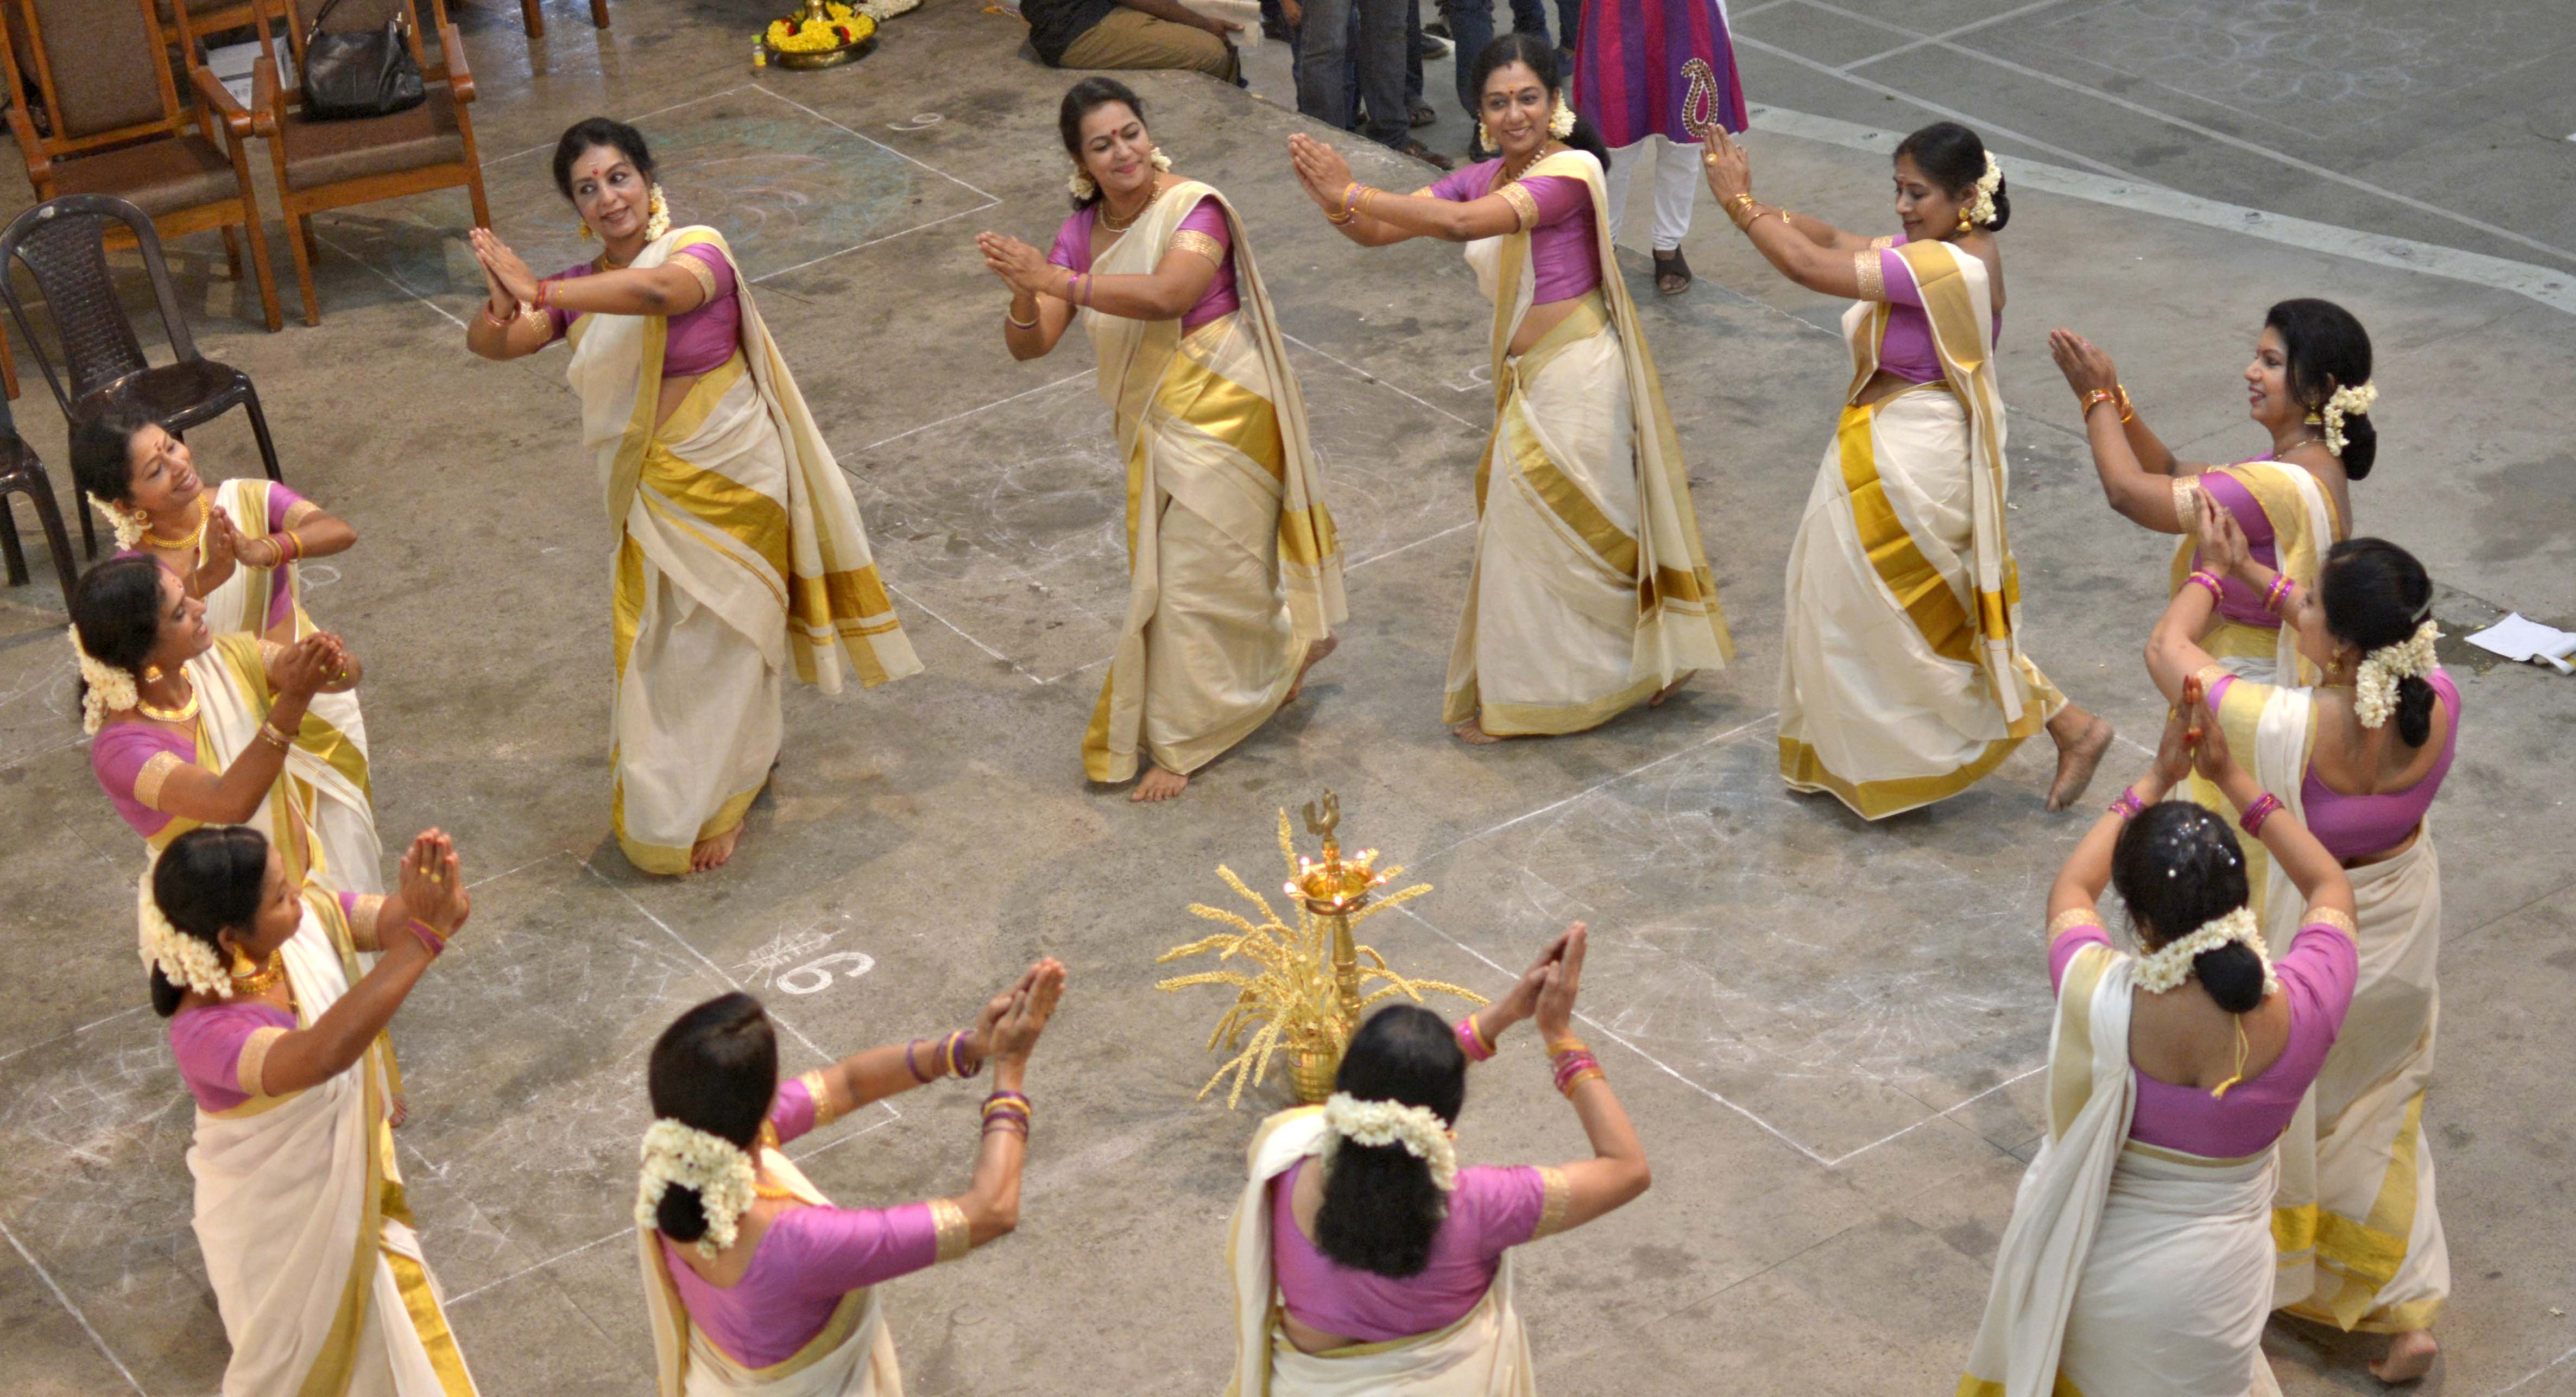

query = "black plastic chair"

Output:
[[0, 195, 285, 558], [0, 392, 78, 611]]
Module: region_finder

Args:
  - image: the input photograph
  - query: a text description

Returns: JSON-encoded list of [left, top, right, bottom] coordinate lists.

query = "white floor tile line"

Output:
[[576, 857, 832, 1063], [2, 1219, 149, 1395], [848, 370, 1095, 456], [1417, 710, 1779, 864], [1279, 332, 1482, 431]]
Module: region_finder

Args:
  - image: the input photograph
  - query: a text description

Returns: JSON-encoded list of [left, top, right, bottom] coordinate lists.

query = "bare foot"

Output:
[[1649, 670, 1697, 707], [689, 824, 743, 873], [1285, 635, 1338, 704], [2371, 1330, 2437, 1384], [388, 1094, 409, 1129], [1131, 764, 1191, 802], [2044, 710, 2114, 812], [1451, 719, 1503, 745]]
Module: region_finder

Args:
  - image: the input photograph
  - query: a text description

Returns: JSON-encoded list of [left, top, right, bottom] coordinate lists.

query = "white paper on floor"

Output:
[[2465, 612, 2576, 674]]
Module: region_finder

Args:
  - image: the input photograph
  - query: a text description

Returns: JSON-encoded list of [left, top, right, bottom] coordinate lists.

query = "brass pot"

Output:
[[1288, 1046, 1338, 1104]]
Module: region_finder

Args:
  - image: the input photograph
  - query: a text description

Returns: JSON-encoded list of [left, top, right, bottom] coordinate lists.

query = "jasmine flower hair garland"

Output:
[[1321, 1092, 1459, 1192]]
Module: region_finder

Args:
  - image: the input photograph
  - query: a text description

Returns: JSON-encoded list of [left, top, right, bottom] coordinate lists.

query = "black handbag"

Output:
[[299, 0, 427, 121]]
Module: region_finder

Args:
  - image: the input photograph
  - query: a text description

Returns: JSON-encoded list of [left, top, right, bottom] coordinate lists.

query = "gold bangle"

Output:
[[2078, 388, 2117, 418], [257, 720, 292, 751], [1726, 193, 1754, 216], [1744, 205, 1788, 233], [2115, 383, 2136, 424]]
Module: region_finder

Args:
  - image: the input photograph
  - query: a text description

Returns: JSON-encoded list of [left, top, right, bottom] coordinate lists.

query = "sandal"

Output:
[[1653, 246, 1692, 296]]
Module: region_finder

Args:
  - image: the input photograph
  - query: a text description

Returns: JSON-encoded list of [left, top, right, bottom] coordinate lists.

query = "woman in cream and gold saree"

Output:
[[468, 118, 919, 871], [2049, 298, 2376, 687], [1958, 711, 2355, 1397], [634, 962, 1063, 1395], [1225, 928, 1648, 1396], [978, 78, 1344, 803], [1702, 120, 2110, 818], [2150, 522, 2454, 1383], [75, 556, 377, 901], [1289, 34, 1731, 744], [149, 824, 477, 1395]]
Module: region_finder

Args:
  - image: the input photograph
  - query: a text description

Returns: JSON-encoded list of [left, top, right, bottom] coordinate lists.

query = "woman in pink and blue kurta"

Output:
[[1959, 712, 2357, 1396], [2149, 527, 2454, 1382], [1224, 927, 1650, 1394], [634, 960, 1064, 1394], [151, 824, 478, 1394], [980, 79, 1344, 803], [468, 117, 918, 875], [1290, 36, 1730, 743], [1571, 0, 1747, 294]]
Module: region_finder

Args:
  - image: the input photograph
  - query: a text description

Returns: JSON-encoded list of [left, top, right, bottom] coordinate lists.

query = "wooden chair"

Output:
[[246, 0, 488, 325], [0, 0, 283, 330], [508, 0, 609, 42]]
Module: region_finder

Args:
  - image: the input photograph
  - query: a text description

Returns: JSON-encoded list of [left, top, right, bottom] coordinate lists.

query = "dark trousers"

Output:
[[1297, 0, 1410, 147]]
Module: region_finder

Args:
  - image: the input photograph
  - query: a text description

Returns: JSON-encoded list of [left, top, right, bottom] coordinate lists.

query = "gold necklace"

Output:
[[230, 949, 290, 998], [142, 496, 207, 552], [136, 674, 199, 725], [1097, 180, 1163, 233]]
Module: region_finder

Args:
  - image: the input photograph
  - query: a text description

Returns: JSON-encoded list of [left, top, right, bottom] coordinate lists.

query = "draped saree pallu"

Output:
[[564, 227, 920, 873], [2169, 459, 2335, 686], [2209, 676, 2448, 1335], [1077, 182, 1346, 785], [1959, 945, 2283, 1397], [1778, 241, 2061, 818], [184, 888, 475, 1396], [637, 1152, 904, 1397], [1222, 1108, 1537, 1397], [1448, 151, 1731, 736], [187, 631, 380, 898]]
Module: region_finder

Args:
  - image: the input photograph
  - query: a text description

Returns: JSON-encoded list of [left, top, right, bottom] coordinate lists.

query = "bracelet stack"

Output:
[[1327, 182, 1361, 225], [2078, 387, 2117, 418], [1547, 1039, 1603, 1096], [981, 1089, 1031, 1139], [2108, 786, 2148, 820], [2238, 792, 2282, 837], [2115, 383, 2136, 424], [903, 1037, 936, 1084], [407, 917, 448, 956], [941, 1028, 983, 1079], [2262, 574, 2295, 614], [2183, 568, 2227, 604], [1455, 1015, 1496, 1063], [256, 719, 293, 752]]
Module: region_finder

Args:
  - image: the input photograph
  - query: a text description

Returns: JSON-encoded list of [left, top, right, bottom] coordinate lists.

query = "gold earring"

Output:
[[228, 943, 258, 977], [142, 663, 162, 681], [578, 220, 596, 241], [1955, 207, 1973, 232]]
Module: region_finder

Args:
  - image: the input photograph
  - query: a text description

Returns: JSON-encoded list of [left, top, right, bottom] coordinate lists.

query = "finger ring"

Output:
[[1702, 153, 1718, 167]]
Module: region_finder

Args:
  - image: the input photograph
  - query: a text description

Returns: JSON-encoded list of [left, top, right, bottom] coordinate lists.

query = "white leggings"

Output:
[[1605, 135, 1701, 252]]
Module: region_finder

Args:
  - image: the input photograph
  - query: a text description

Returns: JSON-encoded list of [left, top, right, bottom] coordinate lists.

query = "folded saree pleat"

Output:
[[567, 227, 918, 873], [639, 1151, 902, 1396], [189, 890, 475, 1395], [1960, 946, 2283, 1397], [1444, 152, 1729, 737], [1078, 184, 1346, 783], [1223, 1109, 1536, 1397], [2208, 679, 2448, 1331], [1780, 244, 2058, 818]]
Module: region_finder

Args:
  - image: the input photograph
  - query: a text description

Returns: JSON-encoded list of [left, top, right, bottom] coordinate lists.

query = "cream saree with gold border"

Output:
[[188, 631, 380, 897], [1779, 241, 2062, 819], [2206, 674, 2448, 1333], [638, 1150, 902, 1396], [1959, 942, 2282, 1397], [187, 888, 475, 1396], [1223, 1108, 1536, 1397], [1077, 183, 1346, 784], [1445, 151, 1731, 736], [566, 227, 920, 873], [2169, 460, 2334, 686]]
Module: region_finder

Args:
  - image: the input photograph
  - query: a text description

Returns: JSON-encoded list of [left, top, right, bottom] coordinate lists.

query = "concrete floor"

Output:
[[2, 1, 2573, 1393]]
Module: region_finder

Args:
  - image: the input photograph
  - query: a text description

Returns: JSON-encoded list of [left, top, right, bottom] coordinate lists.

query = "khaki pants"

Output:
[[1057, 7, 1239, 80]]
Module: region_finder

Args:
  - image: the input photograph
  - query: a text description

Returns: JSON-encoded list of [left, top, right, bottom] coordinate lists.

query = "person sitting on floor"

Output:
[[1021, 0, 1244, 82]]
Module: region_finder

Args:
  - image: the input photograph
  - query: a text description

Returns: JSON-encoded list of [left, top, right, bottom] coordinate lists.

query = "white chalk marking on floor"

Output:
[[848, 370, 1096, 455], [481, 87, 759, 167], [1347, 518, 1475, 570], [1732, 36, 2130, 178], [311, 229, 469, 329], [443, 1223, 635, 1306], [2496, 1343, 2576, 1395], [1, 1219, 149, 1395], [1751, 105, 2576, 317], [0, 1005, 148, 1067], [1418, 710, 1779, 864], [1834, 0, 2072, 72], [782, 1105, 902, 1162], [753, 83, 1001, 204], [1279, 332, 1482, 430], [577, 858, 833, 1062], [883, 579, 1051, 685], [1821, 1063, 2047, 1165]]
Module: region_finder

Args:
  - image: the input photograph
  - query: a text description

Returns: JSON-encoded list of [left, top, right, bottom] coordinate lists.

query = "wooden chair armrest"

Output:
[[251, 56, 283, 137], [4, 104, 49, 179], [439, 23, 475, 102], [188, 64, 256, 141]]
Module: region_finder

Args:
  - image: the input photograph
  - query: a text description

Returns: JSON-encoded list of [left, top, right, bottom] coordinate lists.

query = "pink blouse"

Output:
[[2207, 672, 2460, 861], [1872, 236, 2002, 385], [115, 482, 306, 635], [1269, 1158, 1548, 1342], [91, 719, 197, 839], [660, 1077, 940, 1369], [2193, 465, 2290, 628], [1048, 197, 1240, 332], [167, 888, 370, 1112], [1428, 161, 1600, 303], [547, 242, 742, 377], [2050, 915, 2357, 1158]]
